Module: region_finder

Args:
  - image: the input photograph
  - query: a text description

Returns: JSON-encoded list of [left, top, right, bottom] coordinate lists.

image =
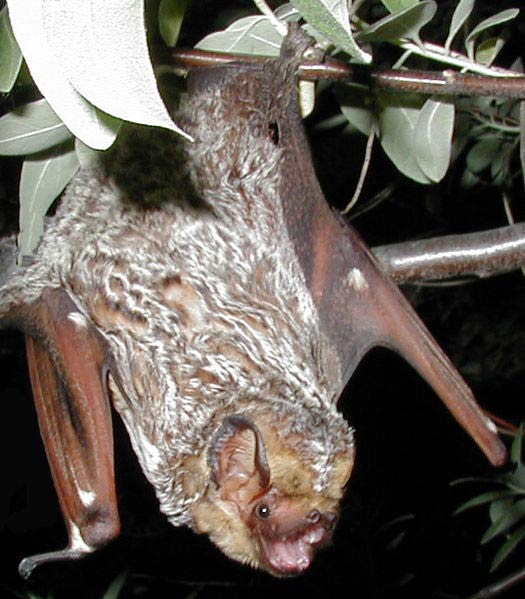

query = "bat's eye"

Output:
[[255, 503, 271, 519]]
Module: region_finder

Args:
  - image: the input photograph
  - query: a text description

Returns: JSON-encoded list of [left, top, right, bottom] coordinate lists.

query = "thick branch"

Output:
[[162, 48, 525, 99], [372, 224, 525, 284]]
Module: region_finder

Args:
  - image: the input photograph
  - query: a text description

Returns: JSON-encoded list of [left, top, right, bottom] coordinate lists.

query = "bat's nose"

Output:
[[306, 509, 321, 523]]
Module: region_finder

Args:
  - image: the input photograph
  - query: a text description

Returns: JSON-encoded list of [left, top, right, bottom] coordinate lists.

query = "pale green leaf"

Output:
[[445, 0, 475, 50], [336, 83, 373, 136], [159, 0, 190, 47], [0, 98, 72, 156], [18, 144, 79, 258], [7, 0, 186, 147], [381, 0, 419, 12], [0, 6, 22, 93], [465, 8, 519, 60], [490, 523, 525, 571], [290, 0, 371, 63], [413, 97, 454, 182], [196, 14, 284, 56], [482, 499, 525, 544], [475, 36, 505, 66], [7, 0, 122, 149], [378, 92, 431, 184], [466, 137, 502, 173], [454, 491, 518, 516], [511, 423, 524, 466], [102, 570, 128, 599], [489, 498, 515, 524], [357, 1, 436, 44], [75, 138, 104, 169]]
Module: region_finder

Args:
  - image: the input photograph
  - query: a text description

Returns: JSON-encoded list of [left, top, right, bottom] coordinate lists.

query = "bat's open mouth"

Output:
[[260, 522, 331, 576]]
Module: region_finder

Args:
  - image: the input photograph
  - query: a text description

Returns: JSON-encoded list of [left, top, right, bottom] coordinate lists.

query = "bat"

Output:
[[0, 27, 506, 578]]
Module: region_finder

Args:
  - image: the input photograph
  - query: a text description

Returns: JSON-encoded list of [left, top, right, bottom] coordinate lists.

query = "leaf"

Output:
[[0, 99, 72, 156], [482, 499, 525, 544], [489, 498, 515, 524], [378, 92, 431, 184], [336, 83, 373, 136], [475, 36, 505, 66], [454, 491, 518, 516], [75, 138, 104, 169], [490, 523, 525, 571], [466, 137, 502, 173], [445, 0, 475, 50], [290, 0, 371, 63], [101, 570, 128, 599], [381, 0, 419, 12], [413, 97, 454, 183], [40, 1, 185, 136], [158, 0, 190, 47], [465, 8, 520, 61], [511, 423, 524, 466], [196, 14, 285, 56], [7, 0, 121, 149], [7, 0, 187, 148], [357, 1, 437, 44], [18, 144, 79, 259], [0, 6, 22, 93]]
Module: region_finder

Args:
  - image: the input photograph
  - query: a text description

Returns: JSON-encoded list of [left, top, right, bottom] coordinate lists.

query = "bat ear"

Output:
[[209, 415, 271, 504]]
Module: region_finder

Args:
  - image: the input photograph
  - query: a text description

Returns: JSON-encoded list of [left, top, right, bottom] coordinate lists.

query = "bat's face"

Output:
[[190, 414, 354, 576]]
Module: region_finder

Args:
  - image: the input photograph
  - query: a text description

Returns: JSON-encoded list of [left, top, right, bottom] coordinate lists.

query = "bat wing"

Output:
[[3, 286, 121, 577], [268, 31, 506, 466]]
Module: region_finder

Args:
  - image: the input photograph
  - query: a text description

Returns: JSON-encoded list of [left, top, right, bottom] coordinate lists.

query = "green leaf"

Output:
[[475, 36, 505, 66], [75, 138, 104, 169], [445, 0, 475, 50], [413, 97, 454, 183], [357, 1, 436, 44], [466, 137, 502, 173], [454, 491, 518, 516], [102, 570, 128, 599], [465, 8, 520, 61], [511, 423, 524, 466], [18, 144, 79, 259], [0, 6, 22, 93], [196, 14, 285, 56], [0, 99, 72, 156], [381, 0, 419, 12], [290, 0, 371, 63], [490, 523, 525, 571], [482, 499, 525, 544], [378, 92, 431, 184], [336, 83, 373, 136], [159, 0, 190, 47], [7, 0, 186, 148]]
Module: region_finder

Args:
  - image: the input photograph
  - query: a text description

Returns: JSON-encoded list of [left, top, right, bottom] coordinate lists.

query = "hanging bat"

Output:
[[0, 27, 506, 579]]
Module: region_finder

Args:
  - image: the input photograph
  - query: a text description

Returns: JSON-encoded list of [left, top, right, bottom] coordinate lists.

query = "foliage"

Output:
[[455, 424, 525, 572], [0, 0, 522, 258]]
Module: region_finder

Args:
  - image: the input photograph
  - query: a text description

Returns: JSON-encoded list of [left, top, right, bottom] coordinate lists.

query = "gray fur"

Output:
[[0, 47, 354, 529]]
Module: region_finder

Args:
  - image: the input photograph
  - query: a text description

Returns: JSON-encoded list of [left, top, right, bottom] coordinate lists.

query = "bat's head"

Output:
[[190, 412, 354, 576]]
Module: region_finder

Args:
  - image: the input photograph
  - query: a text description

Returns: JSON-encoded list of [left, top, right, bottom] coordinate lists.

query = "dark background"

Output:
[[1, 1, 525, 597]]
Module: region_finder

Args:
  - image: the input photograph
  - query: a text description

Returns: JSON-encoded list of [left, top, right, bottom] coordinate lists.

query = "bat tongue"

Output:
[[263, 525, 327, 575], [267, 538, 312, 574]]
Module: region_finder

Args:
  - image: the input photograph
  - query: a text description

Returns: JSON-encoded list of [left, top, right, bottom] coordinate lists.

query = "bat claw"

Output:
[[18, 546, 94, 579]]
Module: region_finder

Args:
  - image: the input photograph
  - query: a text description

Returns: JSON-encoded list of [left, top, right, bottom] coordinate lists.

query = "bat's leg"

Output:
[[18, 288, 120, 578]]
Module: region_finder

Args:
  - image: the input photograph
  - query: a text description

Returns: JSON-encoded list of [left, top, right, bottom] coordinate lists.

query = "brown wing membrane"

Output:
[[18, 288, 120, 577], [262, 32, 506, 466]]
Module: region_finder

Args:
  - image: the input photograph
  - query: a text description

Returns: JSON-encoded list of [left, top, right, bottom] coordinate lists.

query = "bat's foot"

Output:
[[18, 546, 94, 579]]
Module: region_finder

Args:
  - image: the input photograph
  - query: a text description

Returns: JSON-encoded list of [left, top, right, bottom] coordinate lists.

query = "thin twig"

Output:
[[342, 122, 376, 214], [371, 224, 525, 284]]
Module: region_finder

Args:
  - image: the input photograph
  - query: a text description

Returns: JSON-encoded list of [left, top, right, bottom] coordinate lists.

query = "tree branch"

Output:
[[371, 224, 525, 284], [160, 48, 525, 99]]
